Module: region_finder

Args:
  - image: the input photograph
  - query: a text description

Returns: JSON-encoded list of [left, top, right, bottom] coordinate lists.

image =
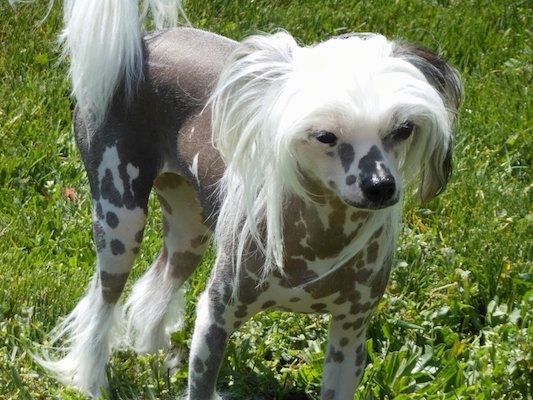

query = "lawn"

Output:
[[0, 1, 531, 399]]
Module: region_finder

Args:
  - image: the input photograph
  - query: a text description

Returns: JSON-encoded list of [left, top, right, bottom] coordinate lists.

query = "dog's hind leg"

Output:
[[126, 173, 211, 354], [38, 135, 155, 397]]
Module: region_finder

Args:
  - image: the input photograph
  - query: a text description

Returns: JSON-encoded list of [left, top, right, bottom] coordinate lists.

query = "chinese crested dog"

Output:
[[36, 1, 462, 399]]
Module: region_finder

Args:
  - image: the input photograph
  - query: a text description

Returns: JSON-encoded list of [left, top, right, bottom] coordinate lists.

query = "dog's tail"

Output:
[[61, 0, 184, 126]]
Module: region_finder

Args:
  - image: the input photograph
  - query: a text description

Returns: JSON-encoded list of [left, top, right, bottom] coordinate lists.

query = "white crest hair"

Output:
[[60, 0, 185, 126], [211, 32, 301, 281], [211, 31, 462, 284]]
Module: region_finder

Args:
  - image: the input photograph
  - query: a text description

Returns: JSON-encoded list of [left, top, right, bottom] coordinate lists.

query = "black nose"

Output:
[[361, 174, 396, 206]]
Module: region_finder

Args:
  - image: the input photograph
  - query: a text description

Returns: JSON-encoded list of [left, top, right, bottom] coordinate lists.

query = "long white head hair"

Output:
[[211, 32, 302, 280], [211, 31, 462, 282]]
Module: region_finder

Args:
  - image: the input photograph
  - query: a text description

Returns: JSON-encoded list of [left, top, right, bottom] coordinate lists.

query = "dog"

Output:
[[36, 1, 463, 399]]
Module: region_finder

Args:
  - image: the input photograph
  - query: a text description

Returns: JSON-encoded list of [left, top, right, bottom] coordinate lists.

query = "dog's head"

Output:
[[211, 31, 462, 273], [212, 32, 462, 214]]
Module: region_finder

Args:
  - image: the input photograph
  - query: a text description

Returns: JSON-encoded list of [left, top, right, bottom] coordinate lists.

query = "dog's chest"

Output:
[[241, 198, 393, 316]]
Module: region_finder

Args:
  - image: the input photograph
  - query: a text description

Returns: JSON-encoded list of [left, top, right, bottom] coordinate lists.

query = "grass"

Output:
[[0, 0, 531, 399]]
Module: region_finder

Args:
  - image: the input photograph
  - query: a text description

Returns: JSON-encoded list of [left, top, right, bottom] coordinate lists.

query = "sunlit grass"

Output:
[[1, 1, 531, 399]]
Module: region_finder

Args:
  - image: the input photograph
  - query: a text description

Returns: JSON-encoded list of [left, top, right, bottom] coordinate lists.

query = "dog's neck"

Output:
[[284, 193, 372, 253]]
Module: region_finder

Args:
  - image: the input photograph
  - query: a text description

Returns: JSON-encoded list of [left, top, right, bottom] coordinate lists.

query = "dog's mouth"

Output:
[[341, 195, 400, 210]]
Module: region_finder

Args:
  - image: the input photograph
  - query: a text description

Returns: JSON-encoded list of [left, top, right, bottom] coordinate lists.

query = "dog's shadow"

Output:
[[218, 380, 313, 400], [214, 361, 316, 400], [104, 349, 314, 400]]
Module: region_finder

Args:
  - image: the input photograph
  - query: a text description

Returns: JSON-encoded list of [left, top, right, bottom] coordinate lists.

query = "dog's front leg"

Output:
[[186, 285, 234, 400], [320, 314, 369, 400], [186, 249, 265, 399]]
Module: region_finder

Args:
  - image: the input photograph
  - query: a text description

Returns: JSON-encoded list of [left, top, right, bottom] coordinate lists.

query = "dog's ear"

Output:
[[393, 43, 463, 114], [394, 43, 463, 202], [420, 136, 454, 202]]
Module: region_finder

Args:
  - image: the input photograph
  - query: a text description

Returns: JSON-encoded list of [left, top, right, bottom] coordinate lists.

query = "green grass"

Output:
[[1, 0, 531, 399]]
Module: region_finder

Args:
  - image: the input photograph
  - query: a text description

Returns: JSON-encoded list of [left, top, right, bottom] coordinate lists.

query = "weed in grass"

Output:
[[1, 1, 531, 399]]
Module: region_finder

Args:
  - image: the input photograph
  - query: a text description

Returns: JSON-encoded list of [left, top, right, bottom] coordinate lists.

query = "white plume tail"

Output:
[[61, 0, 184, 126]]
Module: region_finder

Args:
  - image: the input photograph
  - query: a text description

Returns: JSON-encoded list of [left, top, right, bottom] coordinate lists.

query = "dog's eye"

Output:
[[314, 131, 338, 146], [392, 122, 414, 142]]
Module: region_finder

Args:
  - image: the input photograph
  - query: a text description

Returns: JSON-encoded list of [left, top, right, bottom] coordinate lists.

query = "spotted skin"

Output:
[[50, 27, 461, 400], [338, 143, 356, 173], [187, 191, 396, 399]]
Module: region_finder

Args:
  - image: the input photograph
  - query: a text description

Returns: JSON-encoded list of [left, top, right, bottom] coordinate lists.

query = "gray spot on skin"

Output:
[[356, 343, 364, 355], [212, 298, 227, 325], [190, 234, 209, 249], [343, 317, 365, 331], [106, 211, 119, 228], [110, 239, 125, 255], [95, 202, 104, 219], [338, 143, 355, 173], [234, 304, 248, 319], [101, 169, 123, 208], [193, 356, 204, 374], [100, 271, 129, 303], [355, 343, 366, 367], [261, 300, 276, 310], [326, 345, 345, 363], [340, 337, 350, 347], [359, 145, 386, 173], [134, 229, 144, 243], [237, 268, 266, 305], [118, 164, 138, 210], [353, 302, 373, 317], [366, 241, 379, 264], [93, 220, 106, 252], [346, 174, 357, 186], [311, 303, 327, 311]]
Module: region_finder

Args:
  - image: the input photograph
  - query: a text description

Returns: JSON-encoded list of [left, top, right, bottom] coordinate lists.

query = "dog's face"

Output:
[[292, 108, 408, 210], [212, 32, 463, 214]]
